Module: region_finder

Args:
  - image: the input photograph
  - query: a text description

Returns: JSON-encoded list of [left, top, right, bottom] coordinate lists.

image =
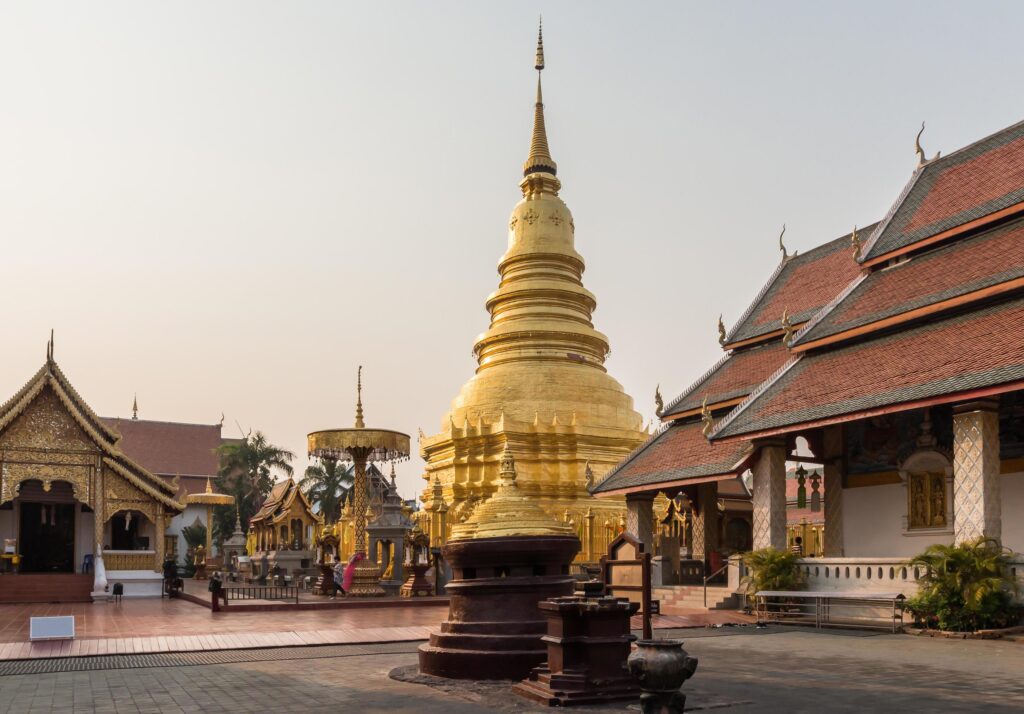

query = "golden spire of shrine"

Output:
[[354, 365, 365, 429], [523, 18, 558, 181], [132, 394, 138, 420]]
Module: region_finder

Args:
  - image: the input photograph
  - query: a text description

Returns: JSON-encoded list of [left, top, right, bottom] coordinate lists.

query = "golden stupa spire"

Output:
[[523, 18, 557, 179], [354, 365, 365, 429]]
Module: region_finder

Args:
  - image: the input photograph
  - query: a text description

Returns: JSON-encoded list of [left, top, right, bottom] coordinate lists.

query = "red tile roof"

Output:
[[592, 419, 751, 494], [797, 218, 1024, 345], [713, 296, 1024, 439], [661, 340, 790, 417], [726, 226, 870, 345], [103, 418, 222, 478], [866, 120, 1024, 260]]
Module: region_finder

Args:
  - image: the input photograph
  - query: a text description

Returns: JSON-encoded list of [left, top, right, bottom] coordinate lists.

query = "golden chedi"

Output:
[[420, 25, 645, 552]]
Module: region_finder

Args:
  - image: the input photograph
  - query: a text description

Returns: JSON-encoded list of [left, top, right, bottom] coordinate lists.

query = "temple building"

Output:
[[595, 118, 1024, 595], [418, 25, 647, 554], [100, 412, 238, 565], [248, 478, 322, 577], [0, 351, 184, 601]]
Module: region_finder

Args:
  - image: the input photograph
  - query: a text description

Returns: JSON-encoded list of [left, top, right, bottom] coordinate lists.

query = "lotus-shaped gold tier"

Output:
[[185, 477, 235, 507]]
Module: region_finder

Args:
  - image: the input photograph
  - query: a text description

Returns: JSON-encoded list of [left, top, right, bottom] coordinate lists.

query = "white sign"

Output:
[[29, 616, 75, 641]]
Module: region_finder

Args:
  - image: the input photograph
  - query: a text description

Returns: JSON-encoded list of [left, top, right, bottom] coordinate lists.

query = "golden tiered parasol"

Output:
[[307, 366, 410, 596], [186, 478, 235, 558]]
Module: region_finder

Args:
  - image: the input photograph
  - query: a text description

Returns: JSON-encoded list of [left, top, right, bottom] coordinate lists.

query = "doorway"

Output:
[[19, 502, 76, 573]]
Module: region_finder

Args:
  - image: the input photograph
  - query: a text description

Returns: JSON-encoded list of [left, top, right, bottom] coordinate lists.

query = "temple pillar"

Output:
[[952, 400, 1001, 544], [625, 493, 655, 552], [690, 482, 719, 562], [822, 426, 844, 556], [751, 440, 787, 551], [155, 510, 165, 572], [91, 462, 108, 600]]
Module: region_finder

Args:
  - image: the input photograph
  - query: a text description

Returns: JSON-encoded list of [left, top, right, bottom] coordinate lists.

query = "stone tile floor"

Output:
[[0, 599, 749, 661], [0, 628, 1020, 713]]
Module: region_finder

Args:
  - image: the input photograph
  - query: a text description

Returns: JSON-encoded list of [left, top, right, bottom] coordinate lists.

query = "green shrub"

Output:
[[904, 537, 1020, 632], [741, 547, 805, 594]]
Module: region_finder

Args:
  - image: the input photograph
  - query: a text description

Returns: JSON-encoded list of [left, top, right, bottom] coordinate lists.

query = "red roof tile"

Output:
[[714, 296, 1024, 439], [593, 420, 751, 494], [866, 119, 1024, 260], [662, 340, 790, 417], [798, 218, 1024, 344], [102, 418, 222, 478], [726, 227, 870, 344]]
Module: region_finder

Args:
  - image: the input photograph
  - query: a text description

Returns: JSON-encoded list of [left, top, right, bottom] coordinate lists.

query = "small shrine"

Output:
[[367, 465, 414, 595], [248, 478, 323, 581]]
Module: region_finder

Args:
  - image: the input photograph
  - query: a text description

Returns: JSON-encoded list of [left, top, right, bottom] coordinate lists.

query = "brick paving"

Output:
[[0, 629, 1021, 713]]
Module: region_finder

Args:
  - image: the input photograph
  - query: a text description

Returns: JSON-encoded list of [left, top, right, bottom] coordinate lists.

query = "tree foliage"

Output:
[[741, 547, 805, 594], [212, 431, 295, 545], [299, 458, 353, 524], [904, 537, 1020, 632]]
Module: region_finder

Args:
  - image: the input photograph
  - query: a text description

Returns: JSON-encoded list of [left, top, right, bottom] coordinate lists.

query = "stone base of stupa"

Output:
[[418, 534, 580, 680]]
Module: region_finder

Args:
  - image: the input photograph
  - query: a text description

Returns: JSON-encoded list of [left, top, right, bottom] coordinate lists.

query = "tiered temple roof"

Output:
[[595, 117, 1024, 496]]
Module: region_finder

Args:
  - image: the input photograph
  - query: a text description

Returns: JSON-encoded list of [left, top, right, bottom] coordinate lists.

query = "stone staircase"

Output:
[[0, 574, 93, 603], [653, 584, 738, 613]]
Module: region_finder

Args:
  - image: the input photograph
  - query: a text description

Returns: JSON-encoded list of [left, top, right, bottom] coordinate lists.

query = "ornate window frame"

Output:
[[898, 448, 954, 537]]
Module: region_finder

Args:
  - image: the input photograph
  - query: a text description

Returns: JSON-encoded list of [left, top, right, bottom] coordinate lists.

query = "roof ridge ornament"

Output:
[[717, 314, 727, 346], [132, 394, 138, 421], [654, 384, 664, 417], [781, 308, 796, 346], [777, 225, 796, 260], [850, 225, 861, 261], [46, 329, 54, 364], [700, 395, 714, 440], [915, 121, 941, 167]]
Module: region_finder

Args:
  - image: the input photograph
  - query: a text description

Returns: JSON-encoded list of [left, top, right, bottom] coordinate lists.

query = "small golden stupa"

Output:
[[450, 445, 573, 541], [420, 23, 645, 545]]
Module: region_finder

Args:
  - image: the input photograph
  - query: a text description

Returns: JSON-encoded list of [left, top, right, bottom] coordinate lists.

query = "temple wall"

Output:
[[841, 483, 953, 558], [1001, 470, 1024, 554]]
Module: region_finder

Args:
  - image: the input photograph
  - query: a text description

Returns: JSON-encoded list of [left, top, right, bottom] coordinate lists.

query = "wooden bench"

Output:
[[755, 590, 906, 633]]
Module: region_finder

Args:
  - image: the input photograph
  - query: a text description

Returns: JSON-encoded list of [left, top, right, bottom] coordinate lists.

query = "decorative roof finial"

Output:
[[523, 18, 557, 179], [778, 224, 788, 260], [717, 314, 727, 346], [915, 121, 940, 167], [701, 395, 714, 439], [46, 329, 54, 363], [132, 394, 138, 420], [584, 460, 594, 489], [850, 225, 861, 261], [781, 308, 796, 346], [654, 384, 664, 417], [354, 365, 365, 429]]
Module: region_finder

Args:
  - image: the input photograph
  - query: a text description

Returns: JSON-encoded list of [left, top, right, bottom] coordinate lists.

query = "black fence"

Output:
[[222, 585, 299, 605]]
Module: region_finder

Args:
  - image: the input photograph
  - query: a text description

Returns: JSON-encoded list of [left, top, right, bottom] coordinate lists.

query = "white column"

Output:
[[751, 440, 787, 551], [953, 400, 1001, 543], [625, 493, 655, 552]]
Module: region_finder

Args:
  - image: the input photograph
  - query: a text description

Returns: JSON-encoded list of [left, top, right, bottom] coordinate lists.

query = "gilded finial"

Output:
[[850, 225, 861, 261], [205, 477, 214, 494], [584, 460, 594, 489], [717, 314, 727, 346], [781, 308, 796, 346], [354, 365, 365, 429], [700, 395, 714, 439], [778, 224, 788, 260], [915, 121, 940, 167], [654, 384, 664, 417], [523, 18, 557, 179], [132, 394, 138, 421], [46, 329, 54, 363]]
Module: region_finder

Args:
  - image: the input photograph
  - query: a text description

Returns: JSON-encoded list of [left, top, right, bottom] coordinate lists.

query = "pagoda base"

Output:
[[400, 563, 432, 598], [418, 535, 580, 680], [348, 558, 386, 597]]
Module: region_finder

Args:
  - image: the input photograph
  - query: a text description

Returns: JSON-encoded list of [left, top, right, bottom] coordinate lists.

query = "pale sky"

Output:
[[3, 1, 1023, 500]]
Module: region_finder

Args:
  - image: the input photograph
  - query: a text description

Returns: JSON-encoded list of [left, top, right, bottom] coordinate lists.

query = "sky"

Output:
[[3, 1, 1024, 501]]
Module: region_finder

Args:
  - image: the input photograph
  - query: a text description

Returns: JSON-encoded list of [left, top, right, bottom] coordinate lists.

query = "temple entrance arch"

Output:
[[9, 479, 89, 573]]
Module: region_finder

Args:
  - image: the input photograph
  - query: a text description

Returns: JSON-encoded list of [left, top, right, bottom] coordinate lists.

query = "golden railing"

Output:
[[103, 550, 157, 571]]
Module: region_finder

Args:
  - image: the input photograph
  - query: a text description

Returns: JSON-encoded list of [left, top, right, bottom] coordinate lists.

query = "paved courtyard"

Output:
[[0, 627, 1020, 713]]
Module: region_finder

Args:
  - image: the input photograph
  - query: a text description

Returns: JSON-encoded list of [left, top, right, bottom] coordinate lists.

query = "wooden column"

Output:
[[625, 493, 655, 552], [690, 482, 719, 562]]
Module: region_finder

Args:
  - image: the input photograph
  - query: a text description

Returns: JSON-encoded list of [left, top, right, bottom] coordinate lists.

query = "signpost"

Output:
[[600, 532, 655, 640]]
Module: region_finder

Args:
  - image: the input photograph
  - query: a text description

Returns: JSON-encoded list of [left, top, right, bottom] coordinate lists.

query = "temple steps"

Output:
[[654, 585, 737, 613], [0, 574, 93, 603]]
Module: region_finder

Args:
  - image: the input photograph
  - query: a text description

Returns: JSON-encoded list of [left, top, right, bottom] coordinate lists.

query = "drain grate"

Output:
[[0, 641, 420, 677]]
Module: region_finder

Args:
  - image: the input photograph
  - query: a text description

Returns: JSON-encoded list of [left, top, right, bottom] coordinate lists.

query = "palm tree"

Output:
[[213, 431, 295, 544], [299, 458, 353, 524]]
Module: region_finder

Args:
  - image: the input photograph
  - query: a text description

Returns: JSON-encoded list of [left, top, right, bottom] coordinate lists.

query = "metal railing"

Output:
[[703, 562, 729, 608], [222, 585, 299, 605]]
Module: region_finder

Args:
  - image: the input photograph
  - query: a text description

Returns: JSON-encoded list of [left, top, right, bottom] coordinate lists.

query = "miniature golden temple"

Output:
[[418, 26, 646, 559]]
